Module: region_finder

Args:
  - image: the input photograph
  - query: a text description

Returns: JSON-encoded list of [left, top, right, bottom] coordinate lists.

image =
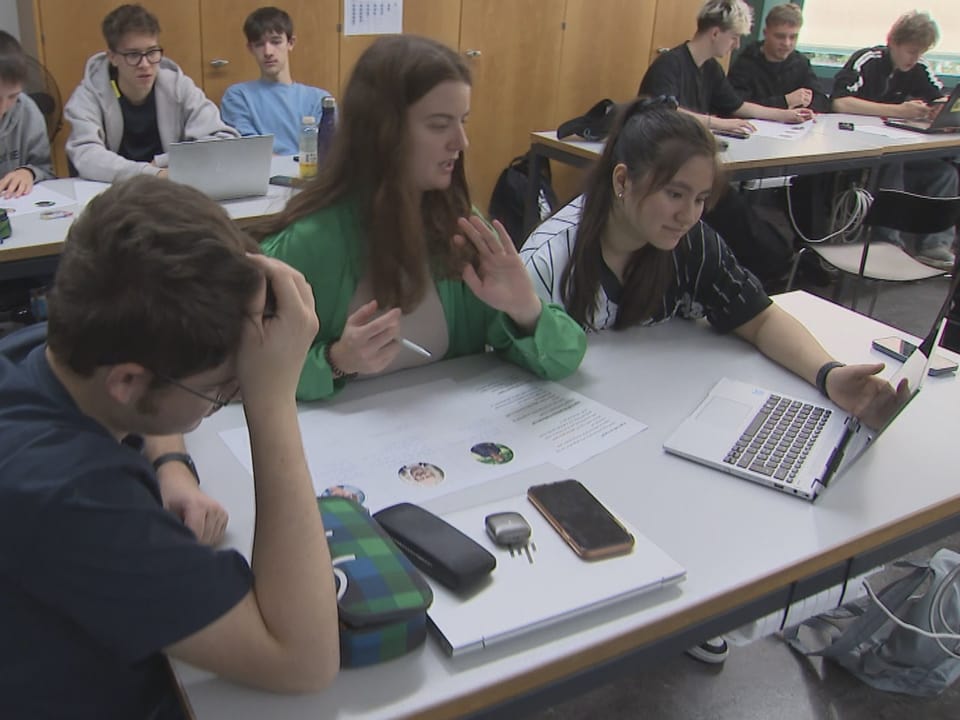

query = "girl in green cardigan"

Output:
[[253, 35, 586, 400]]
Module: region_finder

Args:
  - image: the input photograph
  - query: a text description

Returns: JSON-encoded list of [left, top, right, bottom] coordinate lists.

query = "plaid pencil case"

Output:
[[318, 497, 433, 667]]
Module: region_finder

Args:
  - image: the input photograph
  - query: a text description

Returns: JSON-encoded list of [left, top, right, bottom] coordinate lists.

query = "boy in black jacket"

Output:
[[729, 3, 828, 113]]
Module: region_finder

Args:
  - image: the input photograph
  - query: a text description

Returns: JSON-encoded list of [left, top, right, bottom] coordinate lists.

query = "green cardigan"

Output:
[[261, 200, 587, 400]]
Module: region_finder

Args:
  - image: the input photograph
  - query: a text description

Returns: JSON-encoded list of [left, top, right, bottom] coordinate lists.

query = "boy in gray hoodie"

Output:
[[65, 4, 237, 183], [0, 30, 54, 198]]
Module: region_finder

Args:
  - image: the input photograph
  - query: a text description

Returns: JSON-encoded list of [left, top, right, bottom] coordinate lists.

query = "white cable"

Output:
[[786, 180, 874, 244], [861, 576, 960, 661]]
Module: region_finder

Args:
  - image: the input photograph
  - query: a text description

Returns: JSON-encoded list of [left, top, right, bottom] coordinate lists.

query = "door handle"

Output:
[[464, 49, 481, 58], [209, 58, 230, 68]]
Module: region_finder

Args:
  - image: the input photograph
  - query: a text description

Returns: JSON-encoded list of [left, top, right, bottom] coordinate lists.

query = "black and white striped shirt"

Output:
[[520, 195, 771, 332]]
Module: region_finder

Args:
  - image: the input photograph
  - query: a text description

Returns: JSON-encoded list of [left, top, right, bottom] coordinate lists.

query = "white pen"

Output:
[[400, 337, 432, 358]]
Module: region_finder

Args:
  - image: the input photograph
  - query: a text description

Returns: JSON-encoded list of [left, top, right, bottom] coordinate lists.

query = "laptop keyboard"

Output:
[[722, 395, 831, 484]]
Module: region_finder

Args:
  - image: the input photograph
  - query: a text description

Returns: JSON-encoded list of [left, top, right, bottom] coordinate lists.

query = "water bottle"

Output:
[[317, 96, 337, 166], [298, 115, 318, 179]]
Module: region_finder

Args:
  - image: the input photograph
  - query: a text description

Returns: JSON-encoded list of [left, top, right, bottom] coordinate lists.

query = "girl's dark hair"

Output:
[[561, 97, 725, 330], [249, 35, 473, 312]]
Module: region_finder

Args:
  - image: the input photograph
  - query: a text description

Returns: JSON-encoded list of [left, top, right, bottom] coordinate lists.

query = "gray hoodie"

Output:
[[0, 94, 54, 182], [65, 53, 238, 182]]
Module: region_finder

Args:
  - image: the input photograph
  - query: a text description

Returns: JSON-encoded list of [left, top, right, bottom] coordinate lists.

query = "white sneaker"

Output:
[[913, 245, 956, 271]]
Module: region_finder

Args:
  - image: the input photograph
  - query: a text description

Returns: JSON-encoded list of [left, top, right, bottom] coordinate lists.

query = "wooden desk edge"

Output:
[[405, 492, 960, 720], [0, 241, 64, 263]]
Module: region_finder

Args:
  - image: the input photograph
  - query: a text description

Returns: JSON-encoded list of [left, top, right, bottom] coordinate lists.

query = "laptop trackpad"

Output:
[[695, 396, 752, 427]]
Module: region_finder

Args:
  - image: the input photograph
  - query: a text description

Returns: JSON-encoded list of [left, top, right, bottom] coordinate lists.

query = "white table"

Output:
[[0, 157, 299, 282], [523, 113, 960, 234], [176, 290, 960, 720]]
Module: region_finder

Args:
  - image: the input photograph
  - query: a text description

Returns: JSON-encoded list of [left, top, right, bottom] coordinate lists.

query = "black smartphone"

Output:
[[872, 336, 959, 376], [838, 121, 855, 131], [527, 479, 634, 560]]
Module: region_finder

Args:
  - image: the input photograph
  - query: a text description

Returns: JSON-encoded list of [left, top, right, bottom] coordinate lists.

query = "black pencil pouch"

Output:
[[373, 503, 496, 592]]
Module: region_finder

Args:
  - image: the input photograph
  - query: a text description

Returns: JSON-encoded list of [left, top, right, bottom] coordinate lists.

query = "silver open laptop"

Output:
[[168, 134, 273, 200], [664, 293, 955, 501]]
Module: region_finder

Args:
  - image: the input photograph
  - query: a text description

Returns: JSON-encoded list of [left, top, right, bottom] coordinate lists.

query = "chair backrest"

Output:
[[863, 190, 960, 236], [0, 322, 48, 364]]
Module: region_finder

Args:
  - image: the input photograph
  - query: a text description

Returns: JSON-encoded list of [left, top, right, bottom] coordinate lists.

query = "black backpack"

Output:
[[488, 152, 559, 249]]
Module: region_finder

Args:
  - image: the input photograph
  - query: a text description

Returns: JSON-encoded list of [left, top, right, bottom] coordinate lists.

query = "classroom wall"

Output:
[[0, 0, 20, 39]]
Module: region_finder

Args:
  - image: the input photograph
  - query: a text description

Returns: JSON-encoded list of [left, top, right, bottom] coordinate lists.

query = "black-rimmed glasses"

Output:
[[154, 372, 240, 414], [117, 47, 164, 66]]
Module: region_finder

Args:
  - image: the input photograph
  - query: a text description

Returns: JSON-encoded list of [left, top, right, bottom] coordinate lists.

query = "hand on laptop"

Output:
[[825, 363, 908, 431]]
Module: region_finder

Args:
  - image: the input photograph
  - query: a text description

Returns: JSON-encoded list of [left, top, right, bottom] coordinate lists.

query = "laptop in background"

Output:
[[884, 85, 960, 134], [168, 135, 273, 200], [664, 270, 958, 501]]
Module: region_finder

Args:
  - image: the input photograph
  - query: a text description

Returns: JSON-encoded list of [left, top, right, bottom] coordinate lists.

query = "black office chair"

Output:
[[785, 190, 960, 317], [0, 322, 47, 363]]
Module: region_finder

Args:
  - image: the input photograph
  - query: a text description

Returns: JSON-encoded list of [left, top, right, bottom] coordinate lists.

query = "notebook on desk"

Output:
[[168, 134, 273, 200], [425, 494, 685, 656], [883, 85, 960, 134], [664, 286, 957, 501]]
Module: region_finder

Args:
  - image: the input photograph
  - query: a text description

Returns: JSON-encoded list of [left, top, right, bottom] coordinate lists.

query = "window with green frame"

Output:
[[751, 0, 959, 83]]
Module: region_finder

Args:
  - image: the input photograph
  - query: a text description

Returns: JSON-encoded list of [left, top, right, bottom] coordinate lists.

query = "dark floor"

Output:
[[532, 232, 960, 719]]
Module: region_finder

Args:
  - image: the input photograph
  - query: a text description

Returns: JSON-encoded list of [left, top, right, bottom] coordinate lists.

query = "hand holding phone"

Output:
[[527, 480, 634, 560]]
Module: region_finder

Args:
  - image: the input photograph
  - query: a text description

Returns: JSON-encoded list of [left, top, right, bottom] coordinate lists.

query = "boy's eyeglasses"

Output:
[[118, 48, 164, 66], [153, 372, 240, 414]]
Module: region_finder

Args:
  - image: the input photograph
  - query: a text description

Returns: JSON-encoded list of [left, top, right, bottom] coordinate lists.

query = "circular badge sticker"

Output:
[[34, 200, 56, 207]]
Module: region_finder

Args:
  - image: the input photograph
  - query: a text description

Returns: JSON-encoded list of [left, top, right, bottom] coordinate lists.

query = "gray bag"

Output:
[[784, 548, 960, 697]]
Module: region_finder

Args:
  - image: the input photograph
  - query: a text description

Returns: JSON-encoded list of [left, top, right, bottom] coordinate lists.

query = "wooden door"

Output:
[[199, 0, 340, 105], [459, 0, 565, 221], [33, 0, 203, 175], [339, 0, 461, 92], [648, 0, 701, 64], [551, 0, 659, 201]]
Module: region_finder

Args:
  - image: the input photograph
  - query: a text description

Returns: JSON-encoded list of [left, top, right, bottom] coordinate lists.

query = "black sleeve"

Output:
[[675, 222, 772, 333], [639, 53, 681, 98], [831, 49, 871, 100], [911, 62, 943, 103], [707, 62, 744, 116]]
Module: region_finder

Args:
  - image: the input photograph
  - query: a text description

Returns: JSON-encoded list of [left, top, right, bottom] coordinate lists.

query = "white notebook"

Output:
[[426, 493, 685, 656]]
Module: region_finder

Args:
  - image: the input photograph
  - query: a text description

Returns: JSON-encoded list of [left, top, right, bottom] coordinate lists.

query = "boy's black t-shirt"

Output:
[[112, 69, 164, 163]]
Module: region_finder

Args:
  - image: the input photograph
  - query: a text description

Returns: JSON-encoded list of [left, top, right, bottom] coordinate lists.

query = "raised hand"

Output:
[[453, 216, 542, 332]]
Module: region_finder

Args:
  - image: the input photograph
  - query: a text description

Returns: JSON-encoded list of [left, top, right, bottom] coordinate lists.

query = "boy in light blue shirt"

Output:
[[221, 6, 331, 156]]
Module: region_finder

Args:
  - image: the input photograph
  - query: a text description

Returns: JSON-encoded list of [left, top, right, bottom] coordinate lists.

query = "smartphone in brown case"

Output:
[[527, 479, 634, 560]]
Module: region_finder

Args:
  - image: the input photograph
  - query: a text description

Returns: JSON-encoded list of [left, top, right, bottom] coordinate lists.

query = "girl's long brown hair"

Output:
[[560, 99, 726, 329], [249, 35, 473, 312]]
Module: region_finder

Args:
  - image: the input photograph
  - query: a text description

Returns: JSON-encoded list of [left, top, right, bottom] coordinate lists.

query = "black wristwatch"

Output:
[[153, 452, 200, 484]]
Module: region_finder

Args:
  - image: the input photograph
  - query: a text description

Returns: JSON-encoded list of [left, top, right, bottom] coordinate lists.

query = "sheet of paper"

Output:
[[748, 119, 815, 141], [343, 0, 403, 35], [220, 379, 552, 512], [0, 184, 79, 217], [71, 180, 111, 207], [462, 367, 648, 469], [854, 124, 924, 141]]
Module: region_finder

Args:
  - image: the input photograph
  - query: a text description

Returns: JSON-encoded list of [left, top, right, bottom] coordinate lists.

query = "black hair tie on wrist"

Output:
[[816, 361, 846, 398]]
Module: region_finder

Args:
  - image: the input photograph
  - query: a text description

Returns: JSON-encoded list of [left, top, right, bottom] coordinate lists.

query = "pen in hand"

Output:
[[399, 338, 432, 358]]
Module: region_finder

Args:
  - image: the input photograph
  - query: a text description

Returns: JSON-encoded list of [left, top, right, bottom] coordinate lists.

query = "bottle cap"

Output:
[[302, 115, 316, 124]]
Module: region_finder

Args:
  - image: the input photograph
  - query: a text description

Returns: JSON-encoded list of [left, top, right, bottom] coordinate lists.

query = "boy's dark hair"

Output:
[[101, 4, 161, 51], [47, 176, 263, 380], [243, 6, 294, 43], [0, 30, 28, 85]]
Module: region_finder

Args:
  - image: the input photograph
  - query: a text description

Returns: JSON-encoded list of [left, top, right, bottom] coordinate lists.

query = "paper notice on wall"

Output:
[[344, 0, 403, 35]]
